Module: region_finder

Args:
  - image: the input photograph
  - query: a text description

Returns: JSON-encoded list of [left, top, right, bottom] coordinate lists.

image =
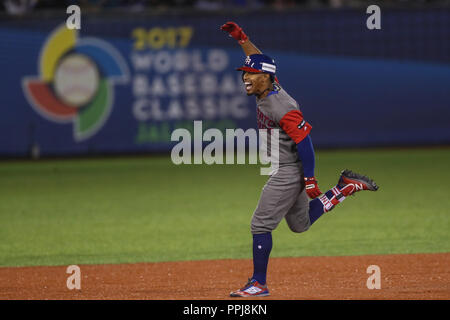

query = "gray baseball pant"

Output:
[[251, 164, 311, 234]]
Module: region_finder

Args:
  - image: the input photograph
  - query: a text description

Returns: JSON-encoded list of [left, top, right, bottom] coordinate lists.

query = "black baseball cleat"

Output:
[[337, 169, 379, 197]]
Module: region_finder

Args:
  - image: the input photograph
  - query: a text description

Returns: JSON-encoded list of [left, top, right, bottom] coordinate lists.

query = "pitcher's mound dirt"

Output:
[[1, 253, 449, 300]]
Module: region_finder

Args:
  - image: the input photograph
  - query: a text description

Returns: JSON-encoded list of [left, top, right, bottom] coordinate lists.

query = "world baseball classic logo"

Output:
[[22, 25, 129, 141]]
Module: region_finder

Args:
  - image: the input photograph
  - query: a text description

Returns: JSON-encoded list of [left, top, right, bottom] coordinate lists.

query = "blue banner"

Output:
[[0, 11, 449, 157]]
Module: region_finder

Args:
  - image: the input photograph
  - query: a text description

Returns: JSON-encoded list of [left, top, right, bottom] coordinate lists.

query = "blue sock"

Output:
[[309, 185, 344, 225], [252, 232, 272, 285], [308, 198, 325, 225]]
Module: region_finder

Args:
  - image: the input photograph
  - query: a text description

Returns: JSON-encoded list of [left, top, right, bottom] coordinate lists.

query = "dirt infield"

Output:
[[1, 253, 449, 300]]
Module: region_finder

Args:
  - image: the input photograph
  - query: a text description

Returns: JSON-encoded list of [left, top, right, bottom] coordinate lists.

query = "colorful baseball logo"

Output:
[[23, 25, 129, 141]]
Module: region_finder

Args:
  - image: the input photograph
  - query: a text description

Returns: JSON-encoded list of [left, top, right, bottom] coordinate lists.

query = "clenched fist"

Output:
[[304, 177, 322, 199], [220, 21, 248, 44]]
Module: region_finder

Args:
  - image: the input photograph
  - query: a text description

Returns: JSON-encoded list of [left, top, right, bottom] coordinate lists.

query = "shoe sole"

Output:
[[230, 292, 270, 297], [341, 169, 379, 191]]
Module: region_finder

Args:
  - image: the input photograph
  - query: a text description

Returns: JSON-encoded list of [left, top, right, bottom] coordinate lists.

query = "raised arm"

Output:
[[221, 21, 280, 84], [221, 21, 262, 56], [241, 39, 263, 56]]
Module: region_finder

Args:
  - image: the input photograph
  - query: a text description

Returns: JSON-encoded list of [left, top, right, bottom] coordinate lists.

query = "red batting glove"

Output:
[[304, 177, 322, 199], [220, 21, 248, 44]]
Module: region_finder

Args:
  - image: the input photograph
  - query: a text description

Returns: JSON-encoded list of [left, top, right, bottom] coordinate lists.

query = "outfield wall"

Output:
[[0, 8, 449, 157]]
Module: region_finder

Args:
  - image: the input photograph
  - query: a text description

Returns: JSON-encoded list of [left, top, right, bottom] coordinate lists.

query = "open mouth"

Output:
[[244, 81, 252, 91]]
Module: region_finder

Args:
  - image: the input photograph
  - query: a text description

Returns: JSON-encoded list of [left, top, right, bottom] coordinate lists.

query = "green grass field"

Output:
[[1, 148, 449, 267]]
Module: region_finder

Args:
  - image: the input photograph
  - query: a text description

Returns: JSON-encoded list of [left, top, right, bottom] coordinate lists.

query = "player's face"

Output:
[[242, 72, 270, 97]]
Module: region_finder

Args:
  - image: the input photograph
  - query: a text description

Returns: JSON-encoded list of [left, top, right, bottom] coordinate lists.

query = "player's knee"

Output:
[[288, 224, 309, 234], [286, 220, 310, 234]]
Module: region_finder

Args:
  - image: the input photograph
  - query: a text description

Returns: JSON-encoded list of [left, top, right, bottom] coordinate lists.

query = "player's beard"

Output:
[[245, 88, 255, 96], [243, 74, 271, 97], [245, 82, 262, 96], [249, 85, 271, 98], [244, 80, 272, 98]]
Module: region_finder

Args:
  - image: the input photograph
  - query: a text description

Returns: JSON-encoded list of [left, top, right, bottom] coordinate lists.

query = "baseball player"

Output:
[[221, 21, 379, 297]]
